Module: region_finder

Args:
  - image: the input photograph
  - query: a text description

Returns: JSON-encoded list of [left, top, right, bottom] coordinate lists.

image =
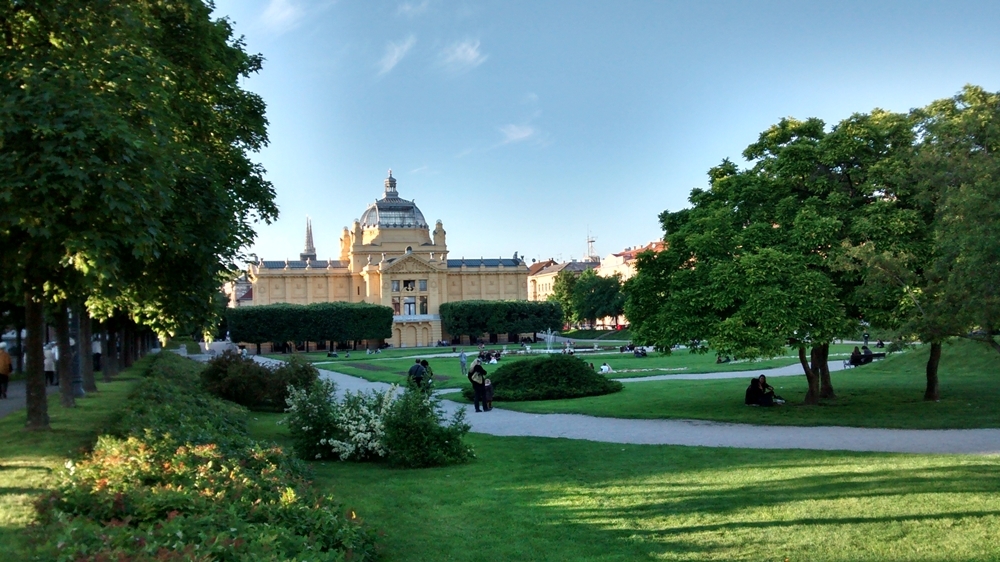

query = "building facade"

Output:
[[247, 172, 529, 348]]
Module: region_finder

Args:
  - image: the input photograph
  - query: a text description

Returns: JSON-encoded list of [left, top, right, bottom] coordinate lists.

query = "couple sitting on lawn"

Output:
[[745, 375, 785, 406]]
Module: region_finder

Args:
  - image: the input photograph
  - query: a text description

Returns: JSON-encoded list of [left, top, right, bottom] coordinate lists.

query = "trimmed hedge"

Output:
[[201, 350, 318, 411], [462, 354, 623, 402], [34, 352, 376, 561], [440, 300, 562, 337], [228, 301, 393, 344]]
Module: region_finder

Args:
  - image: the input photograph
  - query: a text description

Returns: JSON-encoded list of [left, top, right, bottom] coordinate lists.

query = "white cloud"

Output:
[[379, 36, 417, 75], [396, 0, 429, 16], [499, 124, 535, 144], [439, 40, 487, 71], [260, 0, 305, 34]]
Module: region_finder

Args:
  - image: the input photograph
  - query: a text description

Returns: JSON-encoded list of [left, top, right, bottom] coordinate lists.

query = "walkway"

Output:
[[250, 357, 1000, 455], [0, 379, 61, 420]]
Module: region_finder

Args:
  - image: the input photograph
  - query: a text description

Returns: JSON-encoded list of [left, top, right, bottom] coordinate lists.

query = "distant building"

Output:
[[246, 171, 529, 348], [527, 260, 598, 302], [596, 240, 666, 282]]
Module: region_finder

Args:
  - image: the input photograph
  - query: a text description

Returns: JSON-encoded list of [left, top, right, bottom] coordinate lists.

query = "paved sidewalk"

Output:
[[0, 379, 62, 420], [250, 357, 1000, 455]]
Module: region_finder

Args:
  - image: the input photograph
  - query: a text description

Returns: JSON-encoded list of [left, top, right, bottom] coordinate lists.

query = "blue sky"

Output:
[[211, 0, 1000, 265]]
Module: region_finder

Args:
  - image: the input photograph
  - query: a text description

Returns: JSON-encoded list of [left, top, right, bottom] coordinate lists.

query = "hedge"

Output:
[[33, 352, 377, 561], [228, 301, 393, 344], [462, 354, 623, 402], [440, 300, 563, 337]]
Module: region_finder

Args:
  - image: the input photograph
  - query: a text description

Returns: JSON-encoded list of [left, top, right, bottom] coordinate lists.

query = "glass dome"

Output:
[[359, 171, 429, 229]]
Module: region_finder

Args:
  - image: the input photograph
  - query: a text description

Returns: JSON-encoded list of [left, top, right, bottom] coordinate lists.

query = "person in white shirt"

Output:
[[600, 362, 613, 374]]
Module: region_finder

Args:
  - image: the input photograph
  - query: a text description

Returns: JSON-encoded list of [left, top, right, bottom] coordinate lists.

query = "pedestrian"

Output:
[[407, 358, 425, 388], [92, 337, 102, 373], [44, 343, 57, 386], [419, 359, 434, 392], [0, 343, 11, 398], [459, 348, 468, 376], [467, 359, 488, 412]]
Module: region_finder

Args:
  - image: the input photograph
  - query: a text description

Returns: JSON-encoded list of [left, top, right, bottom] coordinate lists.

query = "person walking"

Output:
[[43, 343, 57, 386], [467, 359, 488, 413], [407, 359, 426, 388], [459, 349, 468, 376], [0, 343, 11, 399]]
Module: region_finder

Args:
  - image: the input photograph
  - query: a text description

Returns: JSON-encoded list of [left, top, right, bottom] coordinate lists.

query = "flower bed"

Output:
[[33, 352, 376, 561]]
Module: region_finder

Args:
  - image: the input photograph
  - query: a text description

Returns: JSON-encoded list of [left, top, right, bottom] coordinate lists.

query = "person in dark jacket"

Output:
[[407, 359, 426, 388], [744, 377, 773, 406], [861, 345, 874, 365], [849, 346, 863, 367], [468, 359, 488, 412], [758, 374, 784, 404]]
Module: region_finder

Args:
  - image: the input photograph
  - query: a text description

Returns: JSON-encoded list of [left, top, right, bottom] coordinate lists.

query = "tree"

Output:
[[626, 109, 914, 404], [572, 270, 625, 328], [0, 1, 276, 428], [548, 269, 579, 326], [440, 300, 563, 339]]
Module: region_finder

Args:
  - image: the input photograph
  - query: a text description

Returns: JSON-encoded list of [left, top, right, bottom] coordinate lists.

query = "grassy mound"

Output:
[[463, 354, 623, 402]]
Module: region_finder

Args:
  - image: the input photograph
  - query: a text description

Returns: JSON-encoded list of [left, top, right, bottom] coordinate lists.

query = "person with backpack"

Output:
[[467, 359, 488, 413]]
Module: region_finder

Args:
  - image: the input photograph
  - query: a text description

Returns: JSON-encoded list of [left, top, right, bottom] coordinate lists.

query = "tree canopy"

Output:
[[440, 300, 563, 338]]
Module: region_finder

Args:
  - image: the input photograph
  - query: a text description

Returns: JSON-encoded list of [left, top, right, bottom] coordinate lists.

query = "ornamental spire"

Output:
[[300, 216, 317, 261]]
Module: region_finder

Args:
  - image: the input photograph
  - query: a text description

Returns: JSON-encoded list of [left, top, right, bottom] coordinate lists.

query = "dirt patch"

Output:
[[344, 362, 394, 372]]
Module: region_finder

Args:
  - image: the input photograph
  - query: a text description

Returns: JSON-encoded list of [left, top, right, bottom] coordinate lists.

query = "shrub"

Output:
[[382, 387, 475, 468], [34, 352, 376, 562], [202, 350, 317, 411], [286, 381, 474, 468], [462, 354, 623, 402], [285, 380, 396, 461]]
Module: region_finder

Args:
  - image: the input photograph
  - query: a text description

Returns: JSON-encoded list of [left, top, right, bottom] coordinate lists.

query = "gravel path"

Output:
[[247, 357, 1000, 455]]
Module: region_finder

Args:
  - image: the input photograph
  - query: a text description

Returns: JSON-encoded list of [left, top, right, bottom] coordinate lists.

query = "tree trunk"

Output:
[[24, 293, 49, 430], [799, 345, 820, 404], [80, 307, 97, 393], [122, 324, 133, 368], [54, 306, 75, 408], [924, 341, 942, 401], [103, 329, 118, 381], [819, 343, 835, 399]]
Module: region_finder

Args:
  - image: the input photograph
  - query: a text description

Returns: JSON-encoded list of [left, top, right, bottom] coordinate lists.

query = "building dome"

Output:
[[359, 170, 429, 229]]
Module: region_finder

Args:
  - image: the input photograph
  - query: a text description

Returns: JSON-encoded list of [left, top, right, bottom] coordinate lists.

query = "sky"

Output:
[[211, 0, 1000, 265]]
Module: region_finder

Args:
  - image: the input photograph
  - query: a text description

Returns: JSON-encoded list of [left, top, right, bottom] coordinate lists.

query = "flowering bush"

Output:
[[325, 387, 397, 461], [286, 380, 397, 461], [286, 381, 474, 468], [33, 353, 377, 562]]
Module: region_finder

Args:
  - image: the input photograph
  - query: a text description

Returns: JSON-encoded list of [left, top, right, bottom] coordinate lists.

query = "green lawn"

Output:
[[248, 414, 1000, 561], [268, 344, 859, 390], [0, 370, 142, 560], [444, 339, 1000, 429]]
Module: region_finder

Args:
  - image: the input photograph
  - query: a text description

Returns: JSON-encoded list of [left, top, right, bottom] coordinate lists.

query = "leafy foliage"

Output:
[[440, 300, 563, 337], [33, 352, 376, 562], [201, 350, 317, 411], [572, 269, 625, 327], [382, 387, 475, 468], [227, 301, 393, 344], [462, 354, 623, 402]]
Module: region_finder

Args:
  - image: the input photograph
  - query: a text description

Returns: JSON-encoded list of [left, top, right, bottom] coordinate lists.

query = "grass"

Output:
[[0, 367, 142, 560], [444, 339, 1000, 429], [247, 413, 1000, 561], [266, 344, 859, 390]]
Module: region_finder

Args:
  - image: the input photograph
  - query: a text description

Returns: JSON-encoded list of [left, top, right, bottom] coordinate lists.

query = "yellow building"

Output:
[[248, 171, 529, 348]]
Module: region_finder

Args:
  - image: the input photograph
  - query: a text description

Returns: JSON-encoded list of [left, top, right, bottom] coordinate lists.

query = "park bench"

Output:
[[842, 352, 887, 369]]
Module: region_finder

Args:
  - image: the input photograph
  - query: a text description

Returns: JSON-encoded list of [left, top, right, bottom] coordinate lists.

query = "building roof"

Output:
[[237, 287, 253, 301], [532, 260, 598, 277], [260, 259, 348, 270], [446, 258, 523, 268], [359, 170, 429, 229], [527, 259, 557, 275], [613, 240, 666, 261]]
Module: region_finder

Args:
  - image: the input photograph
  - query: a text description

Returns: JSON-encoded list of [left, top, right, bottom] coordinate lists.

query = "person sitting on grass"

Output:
[[599, 362, 613, 374], [758, 374, 784, 404], [745, 377, 776, 407], [849, 346, 863, 367]]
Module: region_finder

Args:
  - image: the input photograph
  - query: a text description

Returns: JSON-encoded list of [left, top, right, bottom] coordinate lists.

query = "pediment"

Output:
[[381, 254, 439, 274]]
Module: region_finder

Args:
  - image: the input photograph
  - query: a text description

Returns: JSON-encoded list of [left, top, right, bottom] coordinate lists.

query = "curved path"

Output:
[[251, 357, 1000, 455]]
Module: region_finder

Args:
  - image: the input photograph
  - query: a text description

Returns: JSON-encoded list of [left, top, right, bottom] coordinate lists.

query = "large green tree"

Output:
[[0, 0, 276, 429], [572, 269, 625, 328], [626, 109, 914, 404]]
